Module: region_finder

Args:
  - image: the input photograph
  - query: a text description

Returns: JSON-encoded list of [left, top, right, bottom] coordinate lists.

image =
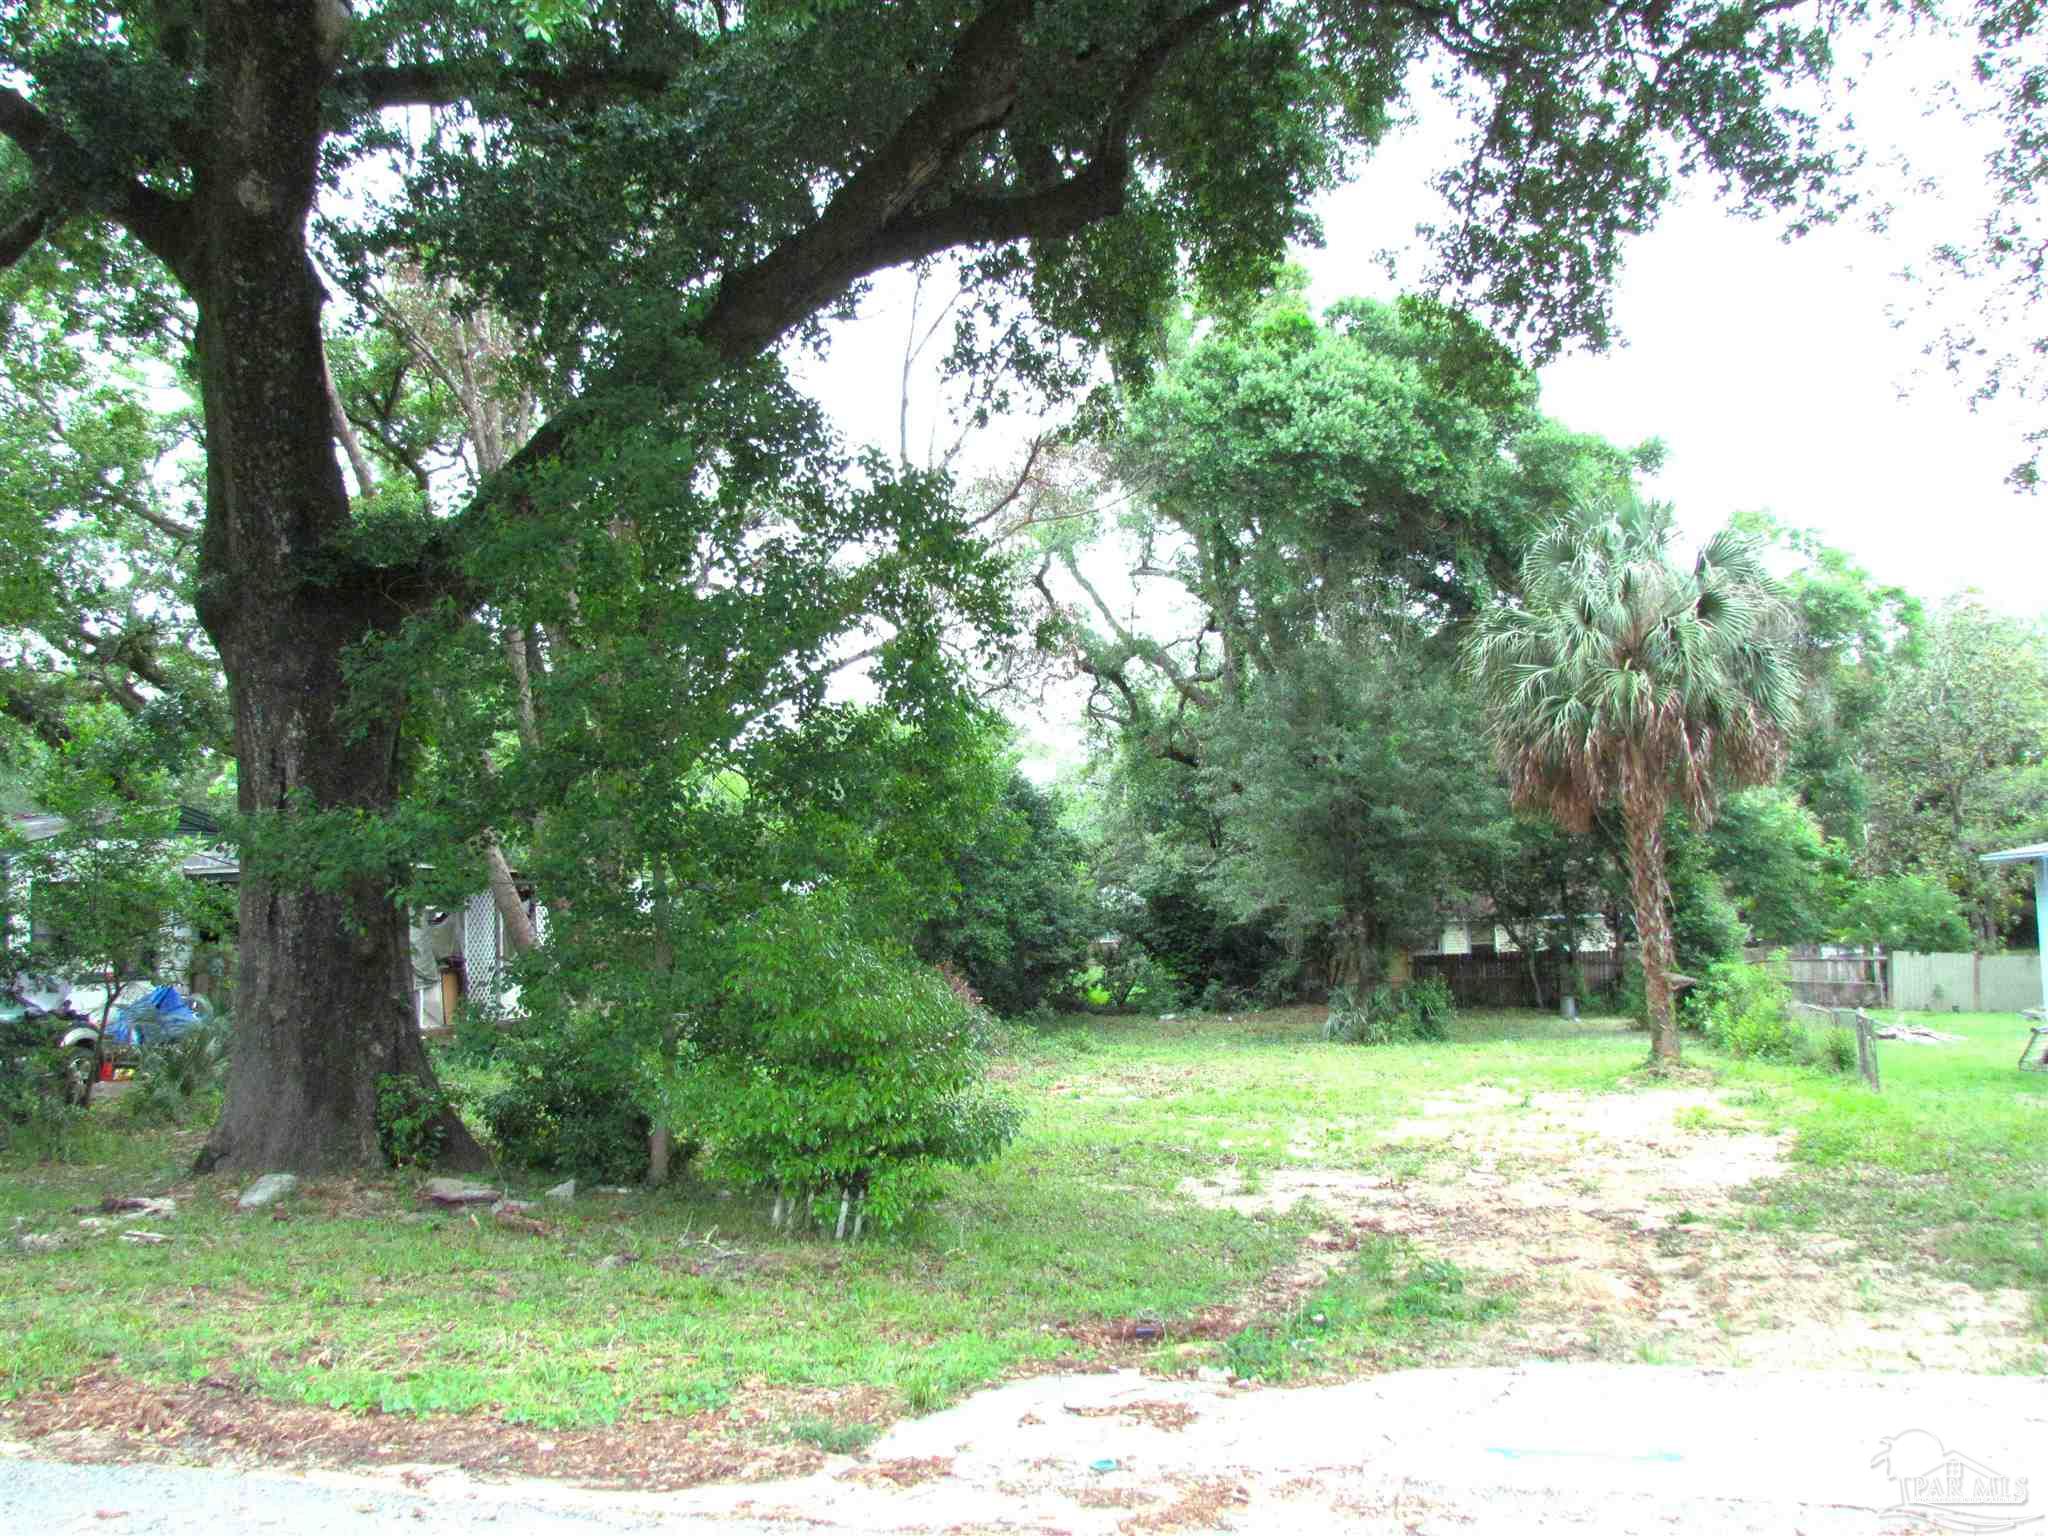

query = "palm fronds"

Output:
[[1464, 495, 1798, 829]]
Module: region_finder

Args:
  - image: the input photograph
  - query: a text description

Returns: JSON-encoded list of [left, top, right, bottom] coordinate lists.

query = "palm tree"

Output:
[[1464, 497, 1799, 1062]]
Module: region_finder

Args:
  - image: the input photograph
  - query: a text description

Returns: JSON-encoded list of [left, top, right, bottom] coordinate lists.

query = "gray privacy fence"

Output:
[[1891, 951, 2044, 1013]]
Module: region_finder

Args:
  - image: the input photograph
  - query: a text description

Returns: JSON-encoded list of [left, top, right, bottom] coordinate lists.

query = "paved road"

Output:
[[0, 1456, 803, 1536], [8, 1365, 2047, 1533]]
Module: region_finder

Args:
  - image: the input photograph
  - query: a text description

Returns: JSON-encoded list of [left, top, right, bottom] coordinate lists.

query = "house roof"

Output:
[[7, 808, 239, 879], [1981, 843, 2048, 865]]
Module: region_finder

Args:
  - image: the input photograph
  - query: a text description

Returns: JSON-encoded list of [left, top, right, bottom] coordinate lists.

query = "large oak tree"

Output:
[[1, 0, 1848, 1170]]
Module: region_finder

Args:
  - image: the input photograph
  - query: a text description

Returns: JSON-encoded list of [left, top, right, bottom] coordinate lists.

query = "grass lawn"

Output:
[[1, 1004, 2043, 1456]]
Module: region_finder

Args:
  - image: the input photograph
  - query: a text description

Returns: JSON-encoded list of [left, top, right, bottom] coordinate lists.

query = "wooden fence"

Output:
[[1410, 949, 1624, 1010], [1746, 948, 1890, 1009]]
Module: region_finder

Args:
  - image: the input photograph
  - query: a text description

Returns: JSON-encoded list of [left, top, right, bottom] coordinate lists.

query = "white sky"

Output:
[[1302, 39, 2048, 624], [801, 34, 2048, 630]]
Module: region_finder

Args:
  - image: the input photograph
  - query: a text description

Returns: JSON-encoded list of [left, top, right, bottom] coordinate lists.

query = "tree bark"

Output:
[[1327, 912, 1378, 993], [190, 0, 480, 1174], [1621, 777, 1680, 1065], [484, 841, 537, 954]]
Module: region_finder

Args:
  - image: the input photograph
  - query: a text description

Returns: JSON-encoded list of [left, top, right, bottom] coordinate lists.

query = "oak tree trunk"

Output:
[[1327, 912, 1379, 993], [191, 0, 480, 1174]]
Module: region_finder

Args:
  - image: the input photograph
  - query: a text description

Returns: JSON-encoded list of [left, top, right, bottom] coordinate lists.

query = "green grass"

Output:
[[2, 1003, 2043, 1438], [1709, 1009, 2048, 1293], [1221, 1242, 1514, 1382]]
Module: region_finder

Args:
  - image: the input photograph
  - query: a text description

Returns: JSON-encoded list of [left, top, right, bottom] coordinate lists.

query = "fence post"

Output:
[[1853, 1009, 1882, 1093]]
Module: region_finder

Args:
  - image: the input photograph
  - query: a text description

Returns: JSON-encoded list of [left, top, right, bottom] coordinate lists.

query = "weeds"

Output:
[[1222, 1243, 1511, 1382]]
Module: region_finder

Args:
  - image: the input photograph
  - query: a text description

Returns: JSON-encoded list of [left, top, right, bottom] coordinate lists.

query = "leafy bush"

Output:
[[0, 1011, 85, 1150], [120, 1014, 231, 1127], [1324, 979, 1454, 1045], [1405, 977, 1456, 1036], [1819, 1026, 1858, 1074], [1666, 819, 1749, 972], [479, 1011, 655, 1183], [1692, 955, 1803, 1060], [1834, 873, 1972, 954], [1125, 879, 1287, 1004], [376, 1073, 454, 1168], [1097, 945, 1184, 1012], [672, 896, 1021, 1235]]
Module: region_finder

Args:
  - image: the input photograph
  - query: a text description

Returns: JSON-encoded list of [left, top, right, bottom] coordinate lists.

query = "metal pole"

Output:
[[2036, 857, 2047, 1017]]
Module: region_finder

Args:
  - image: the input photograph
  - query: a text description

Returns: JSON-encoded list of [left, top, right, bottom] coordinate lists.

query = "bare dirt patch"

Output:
[[1184, 1086, 2036, 1371]]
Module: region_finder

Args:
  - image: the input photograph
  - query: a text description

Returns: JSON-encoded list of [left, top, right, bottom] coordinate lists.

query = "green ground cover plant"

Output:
[[1, 1005, 2041, 1444]]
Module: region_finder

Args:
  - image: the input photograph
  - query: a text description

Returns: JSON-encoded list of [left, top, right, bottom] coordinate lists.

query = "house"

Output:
[[3, 806, 238, 1018], [4, 808, 532, 1029], [412, 884, 544, 1030], [1420, 911, 1616, 958]]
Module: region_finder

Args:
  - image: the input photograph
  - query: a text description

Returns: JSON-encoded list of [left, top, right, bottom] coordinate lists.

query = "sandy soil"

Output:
[[1181, 1083, 2037, 1373]]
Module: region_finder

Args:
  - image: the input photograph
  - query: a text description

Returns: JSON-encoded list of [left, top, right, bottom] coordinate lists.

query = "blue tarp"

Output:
[[105, 985, 204, 1047]]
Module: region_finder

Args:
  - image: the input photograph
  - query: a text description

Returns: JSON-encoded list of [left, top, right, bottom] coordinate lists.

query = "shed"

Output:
[[1978, 842, 2048, 1015]]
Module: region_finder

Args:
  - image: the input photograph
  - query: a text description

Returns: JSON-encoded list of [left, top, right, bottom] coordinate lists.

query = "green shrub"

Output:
[[1097, 946, 1184, 1013], [671, 895, 1021, 1236], [1819, 1026, 1858, 1074], [1324, 979, 1454, 1046], [915, 771, 1099, 1016], [1692, 954, 1804, 1060], [377, 1073, 454, 1168], [1612, 955, 1649, 1028], [0, 1011, 86, 1151], [479, 1011, 655, 1184], [1404, 977, 1455, 1038], [120, 1014, 231, 1127]]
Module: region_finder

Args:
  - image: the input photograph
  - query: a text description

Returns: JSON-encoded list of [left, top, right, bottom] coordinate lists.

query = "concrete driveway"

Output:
[[8, 1364, 2045, 1533]]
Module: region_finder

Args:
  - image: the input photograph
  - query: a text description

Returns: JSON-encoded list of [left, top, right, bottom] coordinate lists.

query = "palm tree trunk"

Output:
[[1622, 786, 1680, 1064]]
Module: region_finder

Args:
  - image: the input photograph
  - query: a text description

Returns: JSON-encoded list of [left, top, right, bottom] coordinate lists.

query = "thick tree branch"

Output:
[[0, 677, 76, 749], [0, 86, 59, 158], [0, 86, 197, 278], [0, 194, 66, 271], [454, 0, 1251, 588], [121, 498, 201, 545], [697, 0, 1043, 359]]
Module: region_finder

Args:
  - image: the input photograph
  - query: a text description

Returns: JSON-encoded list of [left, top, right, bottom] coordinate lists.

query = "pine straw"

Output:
[[2, 1369, 838, 1491]]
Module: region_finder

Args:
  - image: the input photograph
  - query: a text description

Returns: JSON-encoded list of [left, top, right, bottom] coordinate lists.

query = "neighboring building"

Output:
[[1420, 912, 1616, 957], [413, 887, 543, 1030], [5, 808, 532, 1028], [3, 806, 238, 1016]]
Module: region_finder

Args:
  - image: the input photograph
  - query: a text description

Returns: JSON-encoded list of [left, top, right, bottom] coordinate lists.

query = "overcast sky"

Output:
[[1301, 37, 2047, 623]]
